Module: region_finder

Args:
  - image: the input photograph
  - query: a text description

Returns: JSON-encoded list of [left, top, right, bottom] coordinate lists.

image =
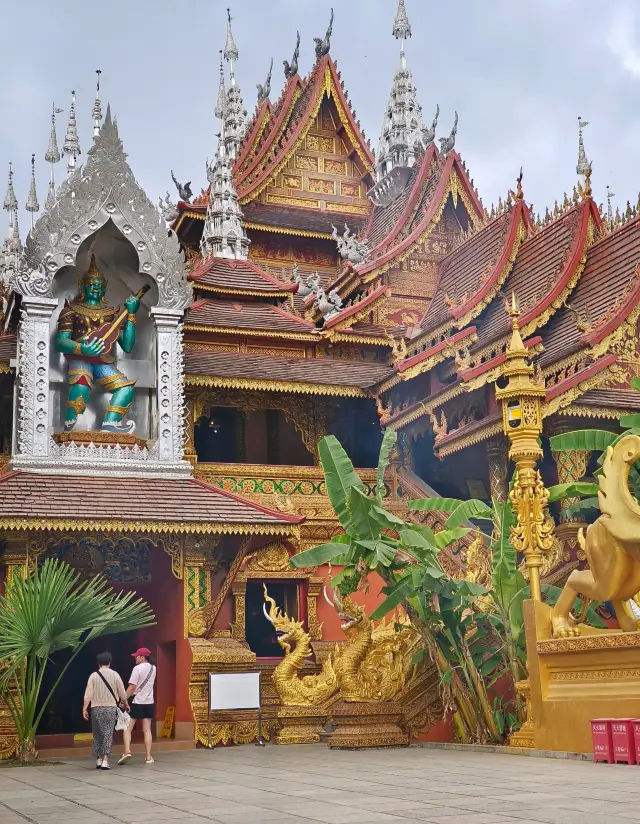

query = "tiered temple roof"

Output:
[[168, 1, 640, 466]]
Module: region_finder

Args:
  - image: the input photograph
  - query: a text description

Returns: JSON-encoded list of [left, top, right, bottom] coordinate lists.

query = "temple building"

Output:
[[0, 1, 639, 753]]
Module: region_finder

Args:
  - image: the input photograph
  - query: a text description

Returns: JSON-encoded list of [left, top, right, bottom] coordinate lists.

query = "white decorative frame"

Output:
[[9, 108, 193, 478]]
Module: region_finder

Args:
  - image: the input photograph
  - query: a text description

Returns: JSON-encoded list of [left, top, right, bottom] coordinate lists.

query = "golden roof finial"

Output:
[[83, 254, 105, 283], [504, 291, 527, 356]]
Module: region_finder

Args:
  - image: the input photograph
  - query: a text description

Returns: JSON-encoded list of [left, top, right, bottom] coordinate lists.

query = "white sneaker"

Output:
[[96, 758, 103, 769], [144, 756, 155, 764], [101, 758, 111, 770], [118, 752, 132, 765]]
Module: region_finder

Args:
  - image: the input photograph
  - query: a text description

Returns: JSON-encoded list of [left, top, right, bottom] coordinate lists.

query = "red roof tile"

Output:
[[184, 349, 392, 391], [0, 334, 16, 363], [574, 389, 640, 410], [419, 207, 520, 334], [184, 299, 315, 334], [0, 472, 302, 531], [540, 214, 640, 367], [469, 204, 589, 353], [190, 257, 294, 295]]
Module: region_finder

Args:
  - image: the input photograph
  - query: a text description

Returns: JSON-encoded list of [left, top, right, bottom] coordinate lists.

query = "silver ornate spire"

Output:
[[45, 104, 63, 207], [576, 116, 590, 176], [392, 0, 411, 41], [370, 0, 426, 206], [3, 163, 18, 216], [201, 84, 249, 261], [215, 52, 227, 120], [26, 154, 39, 228], [8, 208, 21, 253], [62, 89, 81, 176], [257, 58, 273, 103], [607, 185, 615, 225], [92, 69, 103, 137], [223, 8, 247, 159], [224, 7, 239, 64]]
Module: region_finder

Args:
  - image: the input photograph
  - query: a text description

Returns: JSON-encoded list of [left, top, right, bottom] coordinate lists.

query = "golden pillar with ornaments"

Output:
[[495, 293, 554, 601]]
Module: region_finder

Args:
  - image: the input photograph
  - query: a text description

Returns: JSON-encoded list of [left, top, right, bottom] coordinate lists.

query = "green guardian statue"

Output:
[[55, 255, 147, 434]]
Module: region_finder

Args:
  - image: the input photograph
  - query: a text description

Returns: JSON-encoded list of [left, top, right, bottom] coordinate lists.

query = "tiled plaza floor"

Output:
[[0, 744, 638, 824]]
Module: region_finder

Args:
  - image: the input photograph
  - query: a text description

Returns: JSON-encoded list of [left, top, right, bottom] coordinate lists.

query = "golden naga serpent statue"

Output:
[[263, 585, 338, 705], [324, 585, 414, 702], [551, 435, 640, 638]]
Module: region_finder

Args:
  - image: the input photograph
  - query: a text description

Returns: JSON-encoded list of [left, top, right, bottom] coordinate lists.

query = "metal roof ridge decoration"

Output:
[[370, 0, 433, 207]]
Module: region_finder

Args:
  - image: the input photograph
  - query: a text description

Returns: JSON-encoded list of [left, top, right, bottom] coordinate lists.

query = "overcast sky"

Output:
[[1, 0, 639, 230]]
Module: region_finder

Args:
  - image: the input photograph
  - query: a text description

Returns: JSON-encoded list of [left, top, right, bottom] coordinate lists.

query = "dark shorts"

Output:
[[130, 703, 154, 720]]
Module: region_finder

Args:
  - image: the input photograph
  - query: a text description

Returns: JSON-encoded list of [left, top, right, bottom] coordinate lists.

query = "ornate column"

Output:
[[13, 296, 58, 462], [548, 421, 591, 523], [183, 392, 198, 466], [485, 435, 509, 503], [150, 308, 186, 466]]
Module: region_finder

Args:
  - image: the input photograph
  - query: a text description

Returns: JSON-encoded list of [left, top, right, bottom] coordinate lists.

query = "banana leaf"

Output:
[[289, 541, 352, 569], [549, 430, 616, 453], [444, 499, 493, 529], [620, 414, 640, 430], [547, 481, 599, 501], [349, 486, 382, 541], [370, 574, 415, 621], [317, 435, 364, 529], [376, 429, 397, 501], [630, 377, 640, 392], [561, 497, 599, 520]]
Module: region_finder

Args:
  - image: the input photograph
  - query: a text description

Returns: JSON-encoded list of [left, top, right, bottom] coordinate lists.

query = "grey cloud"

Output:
[[0, 0, 638, 229]]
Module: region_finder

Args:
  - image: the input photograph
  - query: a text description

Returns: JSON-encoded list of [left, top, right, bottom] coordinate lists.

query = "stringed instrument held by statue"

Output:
[[90, 284, 151, 349]]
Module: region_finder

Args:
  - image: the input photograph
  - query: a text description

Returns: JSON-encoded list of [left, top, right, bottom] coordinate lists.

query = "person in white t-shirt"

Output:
[[118, 647, 156, 765]]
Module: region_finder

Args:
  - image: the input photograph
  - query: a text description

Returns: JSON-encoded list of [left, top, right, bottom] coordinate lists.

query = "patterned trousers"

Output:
[[91, 706, 117, 758]]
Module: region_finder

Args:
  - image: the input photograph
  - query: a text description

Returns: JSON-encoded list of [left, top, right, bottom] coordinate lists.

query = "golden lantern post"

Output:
[[495, 293, 556, 749], [495, 293, 554, 599]]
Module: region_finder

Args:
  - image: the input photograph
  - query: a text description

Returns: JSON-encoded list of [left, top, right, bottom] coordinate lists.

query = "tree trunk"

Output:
[[16, 737, 38, 763]]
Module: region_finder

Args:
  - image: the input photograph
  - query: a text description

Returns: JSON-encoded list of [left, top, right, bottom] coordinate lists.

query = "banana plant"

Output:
[[291, 429, 505, 742]]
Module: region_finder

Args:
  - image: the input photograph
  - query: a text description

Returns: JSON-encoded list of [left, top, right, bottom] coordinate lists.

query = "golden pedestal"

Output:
[[275, 705, 330, 745], [327, 701, 408, 749], [525, 599, 640, 752], [53, 430, 147, 449]]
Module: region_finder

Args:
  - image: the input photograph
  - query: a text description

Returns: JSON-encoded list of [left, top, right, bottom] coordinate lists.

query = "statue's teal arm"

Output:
[[55, 331, 76, 354], [118, 322, 136, 354]]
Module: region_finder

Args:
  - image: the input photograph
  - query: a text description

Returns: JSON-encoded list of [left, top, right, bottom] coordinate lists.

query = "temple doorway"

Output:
[[37, 629, 139, 737], [245, 580, 299, 658]]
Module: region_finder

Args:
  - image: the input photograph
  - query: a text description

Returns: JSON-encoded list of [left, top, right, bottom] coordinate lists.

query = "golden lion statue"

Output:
[[551, 435, 640, 638]]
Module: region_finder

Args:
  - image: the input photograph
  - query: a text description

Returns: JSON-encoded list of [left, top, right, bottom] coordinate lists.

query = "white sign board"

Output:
[[209, 672, 260, 711]]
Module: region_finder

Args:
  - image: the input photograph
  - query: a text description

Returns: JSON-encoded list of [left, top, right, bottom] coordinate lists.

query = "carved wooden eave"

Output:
[[392, 326, 478, 391], [434, 413, 503, 459], [542, 353, 622, 418], [382, 380, 466, 432], [457, 336, 544, 392], [184, 373, 369, 398], [236, 57, 374, 206]]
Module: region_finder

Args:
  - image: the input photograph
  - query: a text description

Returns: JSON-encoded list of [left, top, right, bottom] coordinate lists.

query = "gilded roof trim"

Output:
[[435, 419, 504, 458], [184, 324, 319, 341], [185, 373, 368, 397], [244, 221, 333, 240], [0, 517, 299, 536], [190, 282, 294, 299]]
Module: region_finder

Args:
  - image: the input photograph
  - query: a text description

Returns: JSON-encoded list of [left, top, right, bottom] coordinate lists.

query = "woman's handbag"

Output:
[[97, 671, 131, 731]]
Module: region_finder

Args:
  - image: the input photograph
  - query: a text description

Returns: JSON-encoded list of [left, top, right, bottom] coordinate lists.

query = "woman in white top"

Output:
[[118, 646, 156, 765]]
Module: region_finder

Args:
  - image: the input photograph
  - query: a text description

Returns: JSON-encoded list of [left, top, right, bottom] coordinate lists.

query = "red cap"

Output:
[[131, 647, 151, 658]]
